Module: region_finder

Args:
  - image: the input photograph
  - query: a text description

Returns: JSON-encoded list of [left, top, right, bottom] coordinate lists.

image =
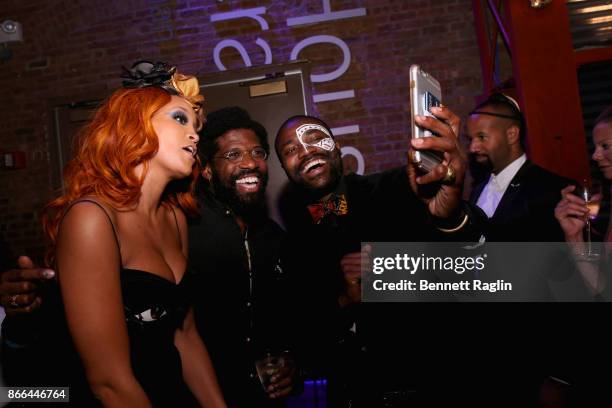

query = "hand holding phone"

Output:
[[409, 65, 444, 173], [406, 66, 468, 219]]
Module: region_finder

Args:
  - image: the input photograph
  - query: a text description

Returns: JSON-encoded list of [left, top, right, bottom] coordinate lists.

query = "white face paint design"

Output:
[[295, 123, 336, 153]]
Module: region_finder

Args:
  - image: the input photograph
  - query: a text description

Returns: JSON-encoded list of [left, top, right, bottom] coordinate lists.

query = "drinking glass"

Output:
[[255, 350, 294, 391], [574, 180, 602, 261]]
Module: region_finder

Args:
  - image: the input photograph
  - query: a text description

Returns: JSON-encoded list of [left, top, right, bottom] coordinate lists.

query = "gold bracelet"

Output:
[[436, 214, 469, 233]]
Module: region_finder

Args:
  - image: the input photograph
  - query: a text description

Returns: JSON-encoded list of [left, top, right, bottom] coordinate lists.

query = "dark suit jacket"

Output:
[[470, 160, 572, 242], [280, 168, 504, 404]]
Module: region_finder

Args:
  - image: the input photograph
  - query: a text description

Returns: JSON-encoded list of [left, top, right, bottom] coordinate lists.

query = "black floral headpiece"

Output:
[[120, 60, 204, 112], [121, 61, 176, 91]]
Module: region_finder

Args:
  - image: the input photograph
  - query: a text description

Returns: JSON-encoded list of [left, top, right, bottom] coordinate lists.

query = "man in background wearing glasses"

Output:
[[188, 106, 298, 407]]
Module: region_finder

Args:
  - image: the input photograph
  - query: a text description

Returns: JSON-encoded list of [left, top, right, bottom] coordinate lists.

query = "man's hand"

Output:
[[0, 256, 55, 316], [555, 185, 595, 243], [267, 361, 296, 399], [407, 106, 467, 219], [339, 245, 372, 306]]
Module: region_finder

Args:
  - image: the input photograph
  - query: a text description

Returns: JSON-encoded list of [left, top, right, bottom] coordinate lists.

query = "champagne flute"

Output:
[[574, 180, 601, 261]]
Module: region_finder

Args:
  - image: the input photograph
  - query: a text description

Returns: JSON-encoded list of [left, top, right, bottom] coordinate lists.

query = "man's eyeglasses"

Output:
[[214, 147, 268, 163]]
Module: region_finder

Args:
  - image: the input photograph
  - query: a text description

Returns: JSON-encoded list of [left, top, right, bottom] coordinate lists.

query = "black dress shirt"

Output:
[[188, 191, 293, 408]]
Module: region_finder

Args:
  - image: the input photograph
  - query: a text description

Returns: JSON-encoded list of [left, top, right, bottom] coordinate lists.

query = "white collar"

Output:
[[488, 154, 527, 191]]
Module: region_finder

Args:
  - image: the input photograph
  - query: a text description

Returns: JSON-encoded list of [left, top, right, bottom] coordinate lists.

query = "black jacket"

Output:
[[470, 160, 572, 242], [280, 167, 491, 404]]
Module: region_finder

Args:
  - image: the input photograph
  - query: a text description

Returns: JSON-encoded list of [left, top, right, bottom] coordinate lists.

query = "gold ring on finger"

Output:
[[442, 166, 456, 184]]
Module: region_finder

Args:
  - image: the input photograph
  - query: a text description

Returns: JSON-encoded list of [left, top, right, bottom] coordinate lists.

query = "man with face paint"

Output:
[[275, 110, 487, 407], [466, 93, 571, 242]]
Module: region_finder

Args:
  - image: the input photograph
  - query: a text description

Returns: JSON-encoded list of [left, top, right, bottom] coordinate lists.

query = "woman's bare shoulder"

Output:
[[59, 196, 119, 242]]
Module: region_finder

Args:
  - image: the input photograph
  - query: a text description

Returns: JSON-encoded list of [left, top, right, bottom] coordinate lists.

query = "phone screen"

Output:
[[424, 92, 441, 115], [423, 92, 441, 136]]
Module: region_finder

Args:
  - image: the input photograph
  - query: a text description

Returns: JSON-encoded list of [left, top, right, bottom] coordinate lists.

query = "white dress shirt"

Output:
[[476, 154, 527, 218]]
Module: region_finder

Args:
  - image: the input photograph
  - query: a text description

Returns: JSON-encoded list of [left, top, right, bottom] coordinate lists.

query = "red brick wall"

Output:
[[0, 0, 483, 261]]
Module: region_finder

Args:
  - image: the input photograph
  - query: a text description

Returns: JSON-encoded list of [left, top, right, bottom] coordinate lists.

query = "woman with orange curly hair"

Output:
[[34, 62, 226, 407]]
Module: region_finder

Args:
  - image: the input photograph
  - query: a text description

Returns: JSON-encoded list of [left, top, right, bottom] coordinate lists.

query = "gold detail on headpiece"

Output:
[[171, 72, 205, 113]]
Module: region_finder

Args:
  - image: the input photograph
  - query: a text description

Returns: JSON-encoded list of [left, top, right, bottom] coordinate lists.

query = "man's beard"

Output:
[[211, 169, 268, 218], [469, 154, 493, 185], [471, 153, 494, 171]]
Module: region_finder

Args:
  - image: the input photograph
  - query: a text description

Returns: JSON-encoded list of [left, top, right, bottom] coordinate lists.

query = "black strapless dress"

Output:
[[32, 268, 198, 407]]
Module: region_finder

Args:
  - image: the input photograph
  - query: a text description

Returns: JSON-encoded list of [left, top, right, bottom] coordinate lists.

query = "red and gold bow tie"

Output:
[[307, 194, 348, 224]]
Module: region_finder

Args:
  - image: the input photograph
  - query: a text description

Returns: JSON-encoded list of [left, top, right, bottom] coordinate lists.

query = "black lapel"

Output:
[[491, 160, 533, 221], [470, 180, 487, 204]]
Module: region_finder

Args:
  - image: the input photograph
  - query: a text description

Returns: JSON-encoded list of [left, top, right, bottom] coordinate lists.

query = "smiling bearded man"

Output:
[[188, 106, 299, 408]]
